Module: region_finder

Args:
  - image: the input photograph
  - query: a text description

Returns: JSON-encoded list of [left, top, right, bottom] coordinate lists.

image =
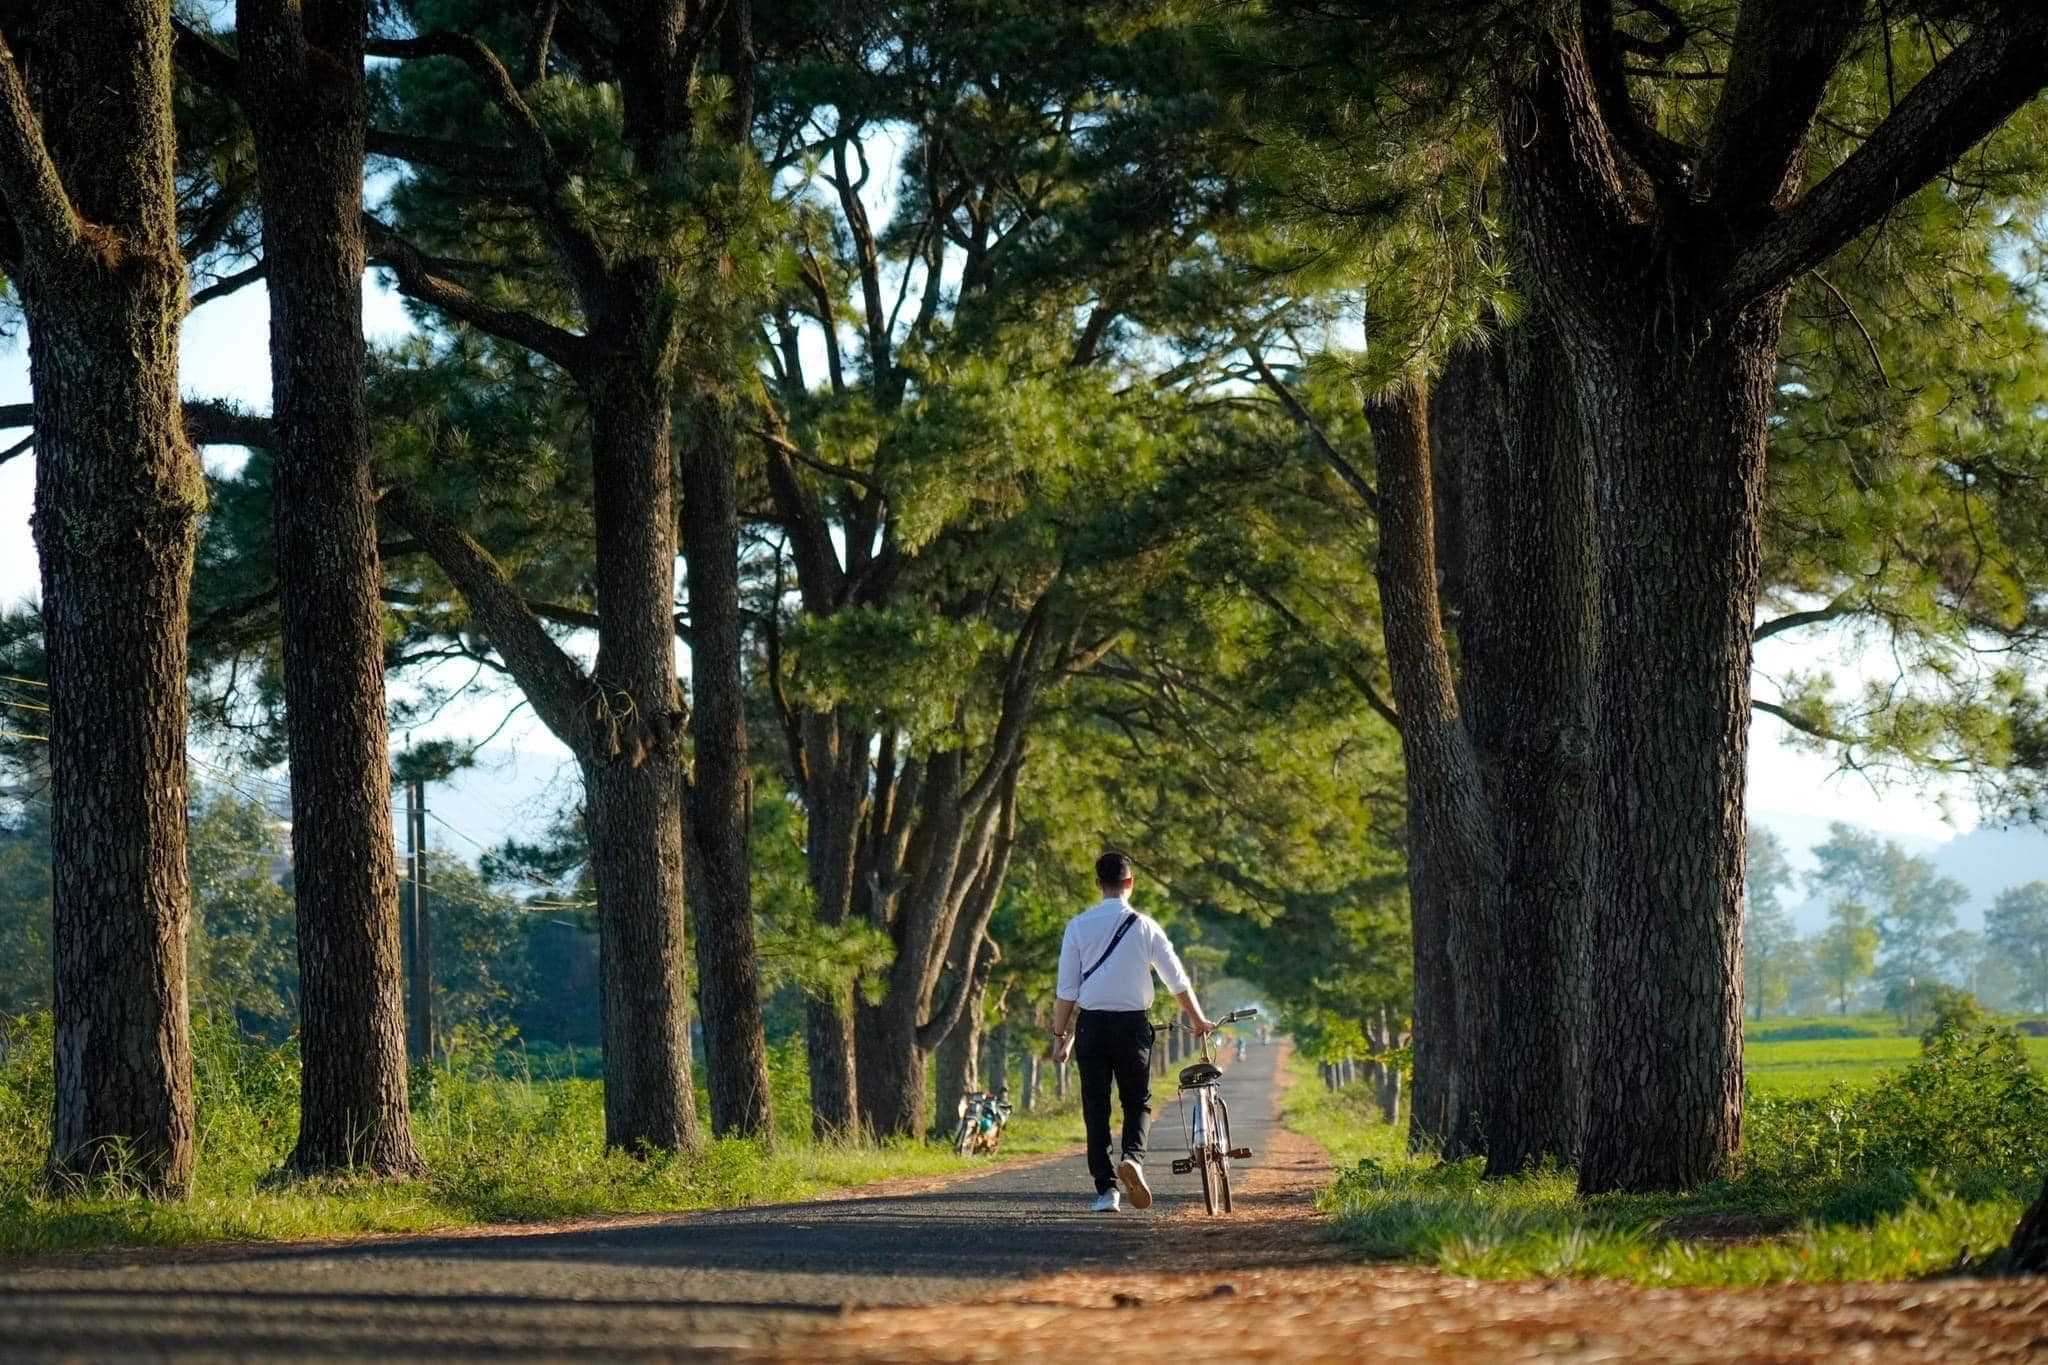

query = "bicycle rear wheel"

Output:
[[1199, 1146, 1219, 1215]]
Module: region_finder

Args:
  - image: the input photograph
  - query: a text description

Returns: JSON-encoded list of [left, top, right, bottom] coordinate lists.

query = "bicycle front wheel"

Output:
[[1215, 1095, 1234, 1213]]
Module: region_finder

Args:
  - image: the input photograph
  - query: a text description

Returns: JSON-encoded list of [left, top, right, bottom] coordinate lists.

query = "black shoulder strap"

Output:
[[1081, 912, 1140, 984]]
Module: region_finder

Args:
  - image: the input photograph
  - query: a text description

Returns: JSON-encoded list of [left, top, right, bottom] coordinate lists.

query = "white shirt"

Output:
[[1055, 896, 1191, 1011]]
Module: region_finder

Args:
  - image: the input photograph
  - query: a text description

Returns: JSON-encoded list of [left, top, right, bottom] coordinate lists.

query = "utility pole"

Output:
[[404, 776, 434, 1062]]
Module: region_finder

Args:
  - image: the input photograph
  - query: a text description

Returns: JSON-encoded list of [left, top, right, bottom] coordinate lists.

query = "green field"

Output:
[[1745, 1016, 2048, 1094]]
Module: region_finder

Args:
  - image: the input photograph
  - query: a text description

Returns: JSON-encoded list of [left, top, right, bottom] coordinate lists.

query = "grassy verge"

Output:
[[0, 1015, 1084, 1256], [1281, 1052, 2034, 1287]]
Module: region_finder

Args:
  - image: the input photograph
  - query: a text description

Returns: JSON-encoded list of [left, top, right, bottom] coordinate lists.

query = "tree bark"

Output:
[[799, 712, 866, 1138], [238, 0, 424, 1180], [1450, 324, 1596, 1177], [1366, 371, 1500, 1161], [1569, 302, 1775, 1194], [4, 0, 200, 1197], [585, 359, 701, 1156], [931, 935, 995, 1131], [679, 403, 771, 1140], [855, 758, 1020, 1138]]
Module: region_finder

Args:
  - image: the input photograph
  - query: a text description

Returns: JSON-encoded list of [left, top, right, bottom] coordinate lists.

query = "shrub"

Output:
[[1744, 1023, 2048, 1189]]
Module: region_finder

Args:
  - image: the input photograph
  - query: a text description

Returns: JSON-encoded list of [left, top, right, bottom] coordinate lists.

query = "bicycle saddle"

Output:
[[1178, 1061, 1222, 1088]]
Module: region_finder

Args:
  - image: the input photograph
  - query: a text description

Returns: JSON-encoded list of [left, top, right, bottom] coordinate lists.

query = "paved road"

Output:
[[0, 1041, 1287, 1361]]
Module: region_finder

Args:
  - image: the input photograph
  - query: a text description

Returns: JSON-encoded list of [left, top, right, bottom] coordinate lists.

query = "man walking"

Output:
[[1048, 850, 1213, 1212]]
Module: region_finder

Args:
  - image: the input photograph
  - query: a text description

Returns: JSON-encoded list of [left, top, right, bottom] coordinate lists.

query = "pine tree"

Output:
[[173, 0, 429, 1179], [0, 0, 203, 1197], [365, 0, 782, 1146]]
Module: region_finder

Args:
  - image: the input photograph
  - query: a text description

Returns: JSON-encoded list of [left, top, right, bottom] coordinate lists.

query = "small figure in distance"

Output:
[[1048, 849, 1214, 1213]]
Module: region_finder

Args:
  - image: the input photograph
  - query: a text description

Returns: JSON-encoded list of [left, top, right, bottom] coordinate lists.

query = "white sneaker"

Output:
[[1090, 1188, 1121, 1213], [1118, 1156, 1152, 1210]]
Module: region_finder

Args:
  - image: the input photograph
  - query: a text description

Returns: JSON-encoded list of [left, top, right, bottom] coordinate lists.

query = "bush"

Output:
[[1743, 1022, 2048, 1191]]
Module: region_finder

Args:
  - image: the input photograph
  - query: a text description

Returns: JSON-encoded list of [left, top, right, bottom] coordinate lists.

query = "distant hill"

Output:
[[1754, 813, 2048, 934], [1930, 824, 2048, 929]]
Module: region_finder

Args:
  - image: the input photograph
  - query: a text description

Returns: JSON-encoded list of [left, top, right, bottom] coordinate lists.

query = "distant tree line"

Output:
[[1744, 824, 2048, 1022]]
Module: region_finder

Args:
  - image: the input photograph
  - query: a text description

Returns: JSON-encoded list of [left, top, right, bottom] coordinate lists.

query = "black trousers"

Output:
[[1075, 1008, 1153, 1193]]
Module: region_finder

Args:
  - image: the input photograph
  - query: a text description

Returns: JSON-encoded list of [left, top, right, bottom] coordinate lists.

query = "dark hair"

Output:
[[1095, 849, 1133, 887]]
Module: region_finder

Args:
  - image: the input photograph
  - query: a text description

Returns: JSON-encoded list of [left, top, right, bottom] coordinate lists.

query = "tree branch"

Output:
[[365, 128, 529, 183], [0, 31, 85, 267], [1752, 696, 1856, 747], [0, 399, 275, 449], [1243, 579, 1401, 736], [1725, 7, 2048, 301], [1580, 0, 1699, 195], [379, 483, 598, 762], [181, 400, 277, 448], [1245, 346, 1380, 516], [363, 213, 592, 374], [170, 17, 242, 93], [190, 261, 268, 310], [1755, 594, 1853, 642], [1696, 0, 1865, 213]]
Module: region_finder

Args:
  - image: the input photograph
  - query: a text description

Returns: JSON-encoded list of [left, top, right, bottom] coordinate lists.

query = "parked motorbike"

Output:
[[952, 1089, 1013, 1156]]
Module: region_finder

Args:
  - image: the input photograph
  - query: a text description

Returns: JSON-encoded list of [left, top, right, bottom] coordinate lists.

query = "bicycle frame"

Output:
[[1163, 1006, 1257, 1214]]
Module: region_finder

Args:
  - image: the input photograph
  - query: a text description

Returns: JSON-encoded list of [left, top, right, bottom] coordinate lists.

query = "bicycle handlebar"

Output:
[[1149, 1005, 1258, 1034]]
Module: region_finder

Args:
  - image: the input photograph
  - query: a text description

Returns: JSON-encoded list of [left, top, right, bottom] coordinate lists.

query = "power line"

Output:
[[0, 729, 46, 744], [0, 675, 47, 689]]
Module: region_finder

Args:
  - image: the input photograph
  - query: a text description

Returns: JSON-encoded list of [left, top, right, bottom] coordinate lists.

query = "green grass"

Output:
[[0, 1014, 1086, 1256], [1282, 1049, 2038, 1287], [1745, 1017, 2048, 1095]]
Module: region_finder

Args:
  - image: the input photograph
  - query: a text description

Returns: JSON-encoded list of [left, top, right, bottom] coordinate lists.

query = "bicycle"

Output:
[[1155, 1006, 1257, 1214]]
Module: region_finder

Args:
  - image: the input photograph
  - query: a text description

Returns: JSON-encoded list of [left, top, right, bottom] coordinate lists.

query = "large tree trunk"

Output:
[[1366, 372, 1500, 1162], [378, 474, 701, 1155], [1405, 885, 1458, 1152], [856, 997, 931, 1140], [1494, 26, 1771, 1195], [1569, 305, 1776, 1193], [679, 405, 771, 1140], [855, 759, 1019, 1138], [8, 0, 201, 1197], [587, 363, 700, 1156], [1449, 324, 1597, 1177], [799, 713, 866, 1138], [239, 0, 424, 1180]]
